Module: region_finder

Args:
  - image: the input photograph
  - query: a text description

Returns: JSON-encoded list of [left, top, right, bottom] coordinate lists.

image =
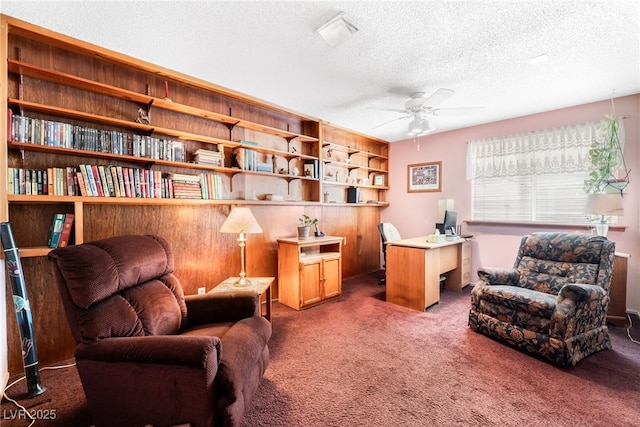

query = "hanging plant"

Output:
[[584, 115, 630, 195]]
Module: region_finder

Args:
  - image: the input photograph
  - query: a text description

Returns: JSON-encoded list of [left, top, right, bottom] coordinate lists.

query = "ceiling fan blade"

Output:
[[421, 88, 455, 108], [370, 114, 413, 130], [367, 107, 408, 113], [431, 106, 483, 116]]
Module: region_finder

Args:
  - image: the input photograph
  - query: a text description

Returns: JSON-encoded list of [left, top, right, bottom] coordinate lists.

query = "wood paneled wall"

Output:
[[5, 204, 381, 373]]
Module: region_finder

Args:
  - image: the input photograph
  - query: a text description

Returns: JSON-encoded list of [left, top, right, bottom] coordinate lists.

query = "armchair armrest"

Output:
[[477, 267, 520, 286], [75, 335, 220, 369], [551, 284, 609, 339], [185, 290, 260, 325]]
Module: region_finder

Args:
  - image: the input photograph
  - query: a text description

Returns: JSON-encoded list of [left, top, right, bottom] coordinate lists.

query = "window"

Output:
[[467, 119, 624, 225]]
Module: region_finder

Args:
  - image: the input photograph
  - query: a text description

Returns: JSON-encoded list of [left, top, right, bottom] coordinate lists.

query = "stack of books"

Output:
[[167, 173, 202, 199], [193, 147, 224, 166]]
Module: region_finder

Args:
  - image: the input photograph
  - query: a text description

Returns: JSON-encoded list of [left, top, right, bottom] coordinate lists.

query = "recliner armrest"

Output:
[[477, 267, 520, 286], [75, 335, 220, 369], [551, 283, 609, 339], [558, 283, 606, 303], [185, 291, 260, 325]]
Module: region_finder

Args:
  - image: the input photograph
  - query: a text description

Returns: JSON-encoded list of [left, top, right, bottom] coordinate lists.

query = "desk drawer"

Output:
[[439, 245, 458, 273]]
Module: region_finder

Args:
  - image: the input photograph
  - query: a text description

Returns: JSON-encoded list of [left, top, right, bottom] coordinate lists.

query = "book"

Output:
[[75, 171, 87, 197], [7, 109, 12, 142], [48, 213, 66, 248], [97, 166, 110, 197], [57, 214, 74, 248], [116, 166, 126, 197], [104, 165, 116, 197], [90, 165, 104, 197]]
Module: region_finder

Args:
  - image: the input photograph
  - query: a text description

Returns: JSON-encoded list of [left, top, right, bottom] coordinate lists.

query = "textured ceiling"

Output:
[[2, 1, 639, 142]]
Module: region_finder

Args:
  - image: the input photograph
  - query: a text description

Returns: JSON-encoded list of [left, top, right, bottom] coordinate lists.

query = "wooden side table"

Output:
[[608, 253, 629, 327], [211, 277, 274, 321]]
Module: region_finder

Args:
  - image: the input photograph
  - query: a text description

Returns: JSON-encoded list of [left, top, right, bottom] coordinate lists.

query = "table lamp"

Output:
[[586, 193, 624, 237], [220, 207, 263, 286]]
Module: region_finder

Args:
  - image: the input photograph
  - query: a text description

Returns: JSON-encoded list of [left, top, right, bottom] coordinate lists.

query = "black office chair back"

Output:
[[378, 223, 401, 285]]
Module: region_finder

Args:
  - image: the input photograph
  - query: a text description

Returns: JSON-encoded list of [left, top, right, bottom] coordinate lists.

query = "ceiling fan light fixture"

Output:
[[420, 119, 435, 134], [317, 12, 358, 48], [408, 117, 423, 134]]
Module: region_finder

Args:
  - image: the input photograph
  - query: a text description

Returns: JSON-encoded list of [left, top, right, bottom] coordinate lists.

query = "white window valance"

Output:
[[466, 119, 625, 180]]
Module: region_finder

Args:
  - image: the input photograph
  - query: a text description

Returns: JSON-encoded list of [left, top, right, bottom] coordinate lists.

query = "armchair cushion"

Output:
[[516, 256, 599, 294]]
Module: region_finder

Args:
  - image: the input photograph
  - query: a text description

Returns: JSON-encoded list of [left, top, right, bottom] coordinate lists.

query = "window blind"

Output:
[[467, 119, 624, 225]]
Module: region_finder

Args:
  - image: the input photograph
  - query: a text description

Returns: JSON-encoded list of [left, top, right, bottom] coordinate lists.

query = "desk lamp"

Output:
[[586, 193, 624, 237], [220, 207, 263, 287]]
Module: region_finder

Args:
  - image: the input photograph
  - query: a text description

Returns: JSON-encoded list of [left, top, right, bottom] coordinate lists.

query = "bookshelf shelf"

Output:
[[322, 141, 389, 160], [7, 194, 320, 207], [8, 60, 318, 144]]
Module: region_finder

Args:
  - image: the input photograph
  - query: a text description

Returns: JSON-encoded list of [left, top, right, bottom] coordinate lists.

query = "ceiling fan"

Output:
[[372, 88, 483, 136]]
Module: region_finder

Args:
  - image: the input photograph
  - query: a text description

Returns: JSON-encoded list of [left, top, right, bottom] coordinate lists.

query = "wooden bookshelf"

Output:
[[0, 14, 389, 373]]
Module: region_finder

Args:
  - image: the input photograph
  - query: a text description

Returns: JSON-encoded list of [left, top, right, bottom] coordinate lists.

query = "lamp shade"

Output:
[[585, 193, 624, 216], [220, 207, 263, 234]]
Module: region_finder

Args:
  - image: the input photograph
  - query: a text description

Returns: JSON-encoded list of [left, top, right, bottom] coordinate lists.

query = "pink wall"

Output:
[[383, 94, 640, 315]]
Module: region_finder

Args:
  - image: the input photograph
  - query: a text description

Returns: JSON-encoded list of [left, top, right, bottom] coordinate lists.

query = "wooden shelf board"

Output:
[[8, 60, 318, 143], [6, 194, 321, 206]]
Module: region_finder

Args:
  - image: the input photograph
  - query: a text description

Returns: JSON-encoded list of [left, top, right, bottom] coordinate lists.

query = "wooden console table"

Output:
[[385, 237, 471, 312]]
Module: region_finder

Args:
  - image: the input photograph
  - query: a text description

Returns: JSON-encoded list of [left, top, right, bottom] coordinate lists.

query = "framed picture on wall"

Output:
[[407, 161, 442, 192]]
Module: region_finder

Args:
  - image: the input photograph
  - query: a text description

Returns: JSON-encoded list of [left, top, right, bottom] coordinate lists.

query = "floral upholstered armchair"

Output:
[[469, 232, 615, 366]]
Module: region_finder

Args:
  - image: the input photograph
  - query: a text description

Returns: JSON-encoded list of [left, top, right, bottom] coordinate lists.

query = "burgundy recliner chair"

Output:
[[48, 234, 271, 427]]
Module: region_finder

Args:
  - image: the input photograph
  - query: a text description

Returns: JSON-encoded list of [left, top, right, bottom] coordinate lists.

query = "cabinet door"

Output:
[[300, 260, 323, 307], [322, 255, 342, 299]]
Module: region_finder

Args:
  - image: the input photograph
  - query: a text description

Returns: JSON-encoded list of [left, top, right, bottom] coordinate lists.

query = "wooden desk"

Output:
[[385, 237, 471, 312]]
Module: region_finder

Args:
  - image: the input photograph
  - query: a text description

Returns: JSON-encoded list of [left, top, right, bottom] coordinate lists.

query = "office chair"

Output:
[[378, 222, 401, 285]]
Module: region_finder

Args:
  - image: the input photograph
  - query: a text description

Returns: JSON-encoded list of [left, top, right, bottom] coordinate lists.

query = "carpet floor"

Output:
[[2, 273, 639, 426]]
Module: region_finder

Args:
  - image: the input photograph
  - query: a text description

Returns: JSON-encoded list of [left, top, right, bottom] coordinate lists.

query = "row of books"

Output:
[[8, 166, 226, 200], [8, 112, 187, 162], [7, 167, 74, 196], [232, 140, 260, 171], [48, 213, 74, 248]]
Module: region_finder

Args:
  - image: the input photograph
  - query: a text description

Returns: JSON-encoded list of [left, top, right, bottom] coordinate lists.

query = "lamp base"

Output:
[[233, 276, 252, 287], [595, 221, 609, 237]]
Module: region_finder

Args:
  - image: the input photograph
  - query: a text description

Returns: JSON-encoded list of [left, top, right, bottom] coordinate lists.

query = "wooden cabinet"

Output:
[[608, 252, 629, 327], [277, 236, 343, 310]]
